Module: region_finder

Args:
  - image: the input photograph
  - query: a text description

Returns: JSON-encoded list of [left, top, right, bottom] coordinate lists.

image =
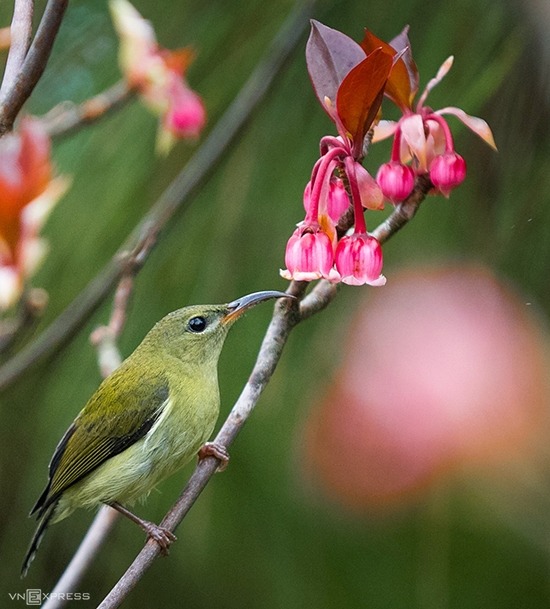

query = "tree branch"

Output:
[[0, 0, 68, 135], [41, 80, 133, 138], [41, 507, 120, 609], [0, 288, 48, 354], [0, 0, 34, 97], [89, 238, 151, 378]]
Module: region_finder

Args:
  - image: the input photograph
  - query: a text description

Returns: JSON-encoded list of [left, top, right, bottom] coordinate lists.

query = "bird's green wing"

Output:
[[31, 364, 170, 517]]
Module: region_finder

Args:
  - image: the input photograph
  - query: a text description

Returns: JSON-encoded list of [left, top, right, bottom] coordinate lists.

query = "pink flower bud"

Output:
[[354, 163, 384, 210], [164, 81, 206, 139], [333, 233, 386, 286], [429, 152, 466, 196], [280, 225, 334, 282], [376, 162, 415, 203], [327, 178, 351, 222]]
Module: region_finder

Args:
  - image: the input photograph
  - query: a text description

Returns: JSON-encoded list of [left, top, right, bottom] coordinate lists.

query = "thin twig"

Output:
[[0, 0, 314, 392], [41, 507, 119, 609], [41, 80, 133, 138], [0, 0, 69, 135], [0, 288, 48, 354], [90, 274, 135, 378], [371, 174, 432, 243], [0, 0, 34, 97]]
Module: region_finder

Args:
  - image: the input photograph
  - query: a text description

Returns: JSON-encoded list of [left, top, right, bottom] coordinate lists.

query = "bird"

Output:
[[21, 290, 290, 577]]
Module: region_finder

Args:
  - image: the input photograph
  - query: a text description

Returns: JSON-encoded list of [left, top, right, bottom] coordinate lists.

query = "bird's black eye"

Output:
[[188, 316, 207, 333]]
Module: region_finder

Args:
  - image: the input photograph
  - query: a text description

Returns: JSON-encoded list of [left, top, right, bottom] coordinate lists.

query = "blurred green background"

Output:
[[2, 0, 550, 607]]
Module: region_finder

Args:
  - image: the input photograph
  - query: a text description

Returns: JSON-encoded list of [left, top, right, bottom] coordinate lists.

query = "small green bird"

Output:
[[22, 290, 289, 577]]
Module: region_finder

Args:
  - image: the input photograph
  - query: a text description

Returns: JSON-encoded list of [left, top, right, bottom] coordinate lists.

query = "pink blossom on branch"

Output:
[[376, 161, 415, 203], [333, 233, 385, 286], [109, 0, 206, 153], [280, 224, 334, 282], [371, 53, 496, 198], [281, 20, 496, 286], [281, 21, 391, 285], [429, 151, 467, 197]]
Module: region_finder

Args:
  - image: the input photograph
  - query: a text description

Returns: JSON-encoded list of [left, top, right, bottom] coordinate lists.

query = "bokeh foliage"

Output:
[[1, 0, 550, 607]]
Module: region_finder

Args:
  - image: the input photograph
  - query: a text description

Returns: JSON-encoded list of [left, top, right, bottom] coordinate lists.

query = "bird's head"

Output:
[[140, 290, 291, 366]]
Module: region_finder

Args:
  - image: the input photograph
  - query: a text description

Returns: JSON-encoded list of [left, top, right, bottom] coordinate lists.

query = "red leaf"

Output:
[[389, 26, 419, 102], [306, 20, 366, 115], [361, 28, 418, 111], [336, 48, 393, 156]]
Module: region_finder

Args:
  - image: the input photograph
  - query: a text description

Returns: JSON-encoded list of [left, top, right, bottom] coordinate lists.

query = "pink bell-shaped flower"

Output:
[[333, 233, 386, 286], [429, 152, 466, 197], [376, 161, 415, 203], [280, 225, 334, 282]]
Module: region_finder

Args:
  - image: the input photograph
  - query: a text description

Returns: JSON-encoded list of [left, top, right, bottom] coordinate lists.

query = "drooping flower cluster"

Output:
[[281, 21, 496, 286], [370, 39, 497, 200], [0, 119, 67, 311], [110, 0, 206, 153]]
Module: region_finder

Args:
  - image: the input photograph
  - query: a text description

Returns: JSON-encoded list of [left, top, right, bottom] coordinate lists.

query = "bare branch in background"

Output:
[[0, 0, 34, 97], [41, 507, 120, 609], [0, 0, 68, 135], [0, 288, 48, 354], [41, 80, 134, 138]]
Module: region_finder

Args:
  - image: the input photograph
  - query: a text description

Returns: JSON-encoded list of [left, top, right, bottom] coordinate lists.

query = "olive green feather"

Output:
[[31, 364, 170, 518]]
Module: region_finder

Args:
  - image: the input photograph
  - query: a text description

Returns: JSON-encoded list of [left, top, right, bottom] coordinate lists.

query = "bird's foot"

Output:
[[198, 441, 230, 472], [143, 522, 177, 556], [107, 501, 177, 556]]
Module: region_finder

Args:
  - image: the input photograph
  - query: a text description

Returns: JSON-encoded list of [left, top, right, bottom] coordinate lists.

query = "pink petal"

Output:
[[341, 273, 387, 287], [437, 107, 497, 150], [417, 56, 454, 109], [0, 265, 21, 310], [371, 120, 398, 143], [279, 269, 325, 282], [400, 114, 427, 170], [354, 163, 384, 210]]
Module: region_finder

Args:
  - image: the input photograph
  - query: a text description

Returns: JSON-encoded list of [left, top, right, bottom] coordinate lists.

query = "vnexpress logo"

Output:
[[8, 589, 91, 605]]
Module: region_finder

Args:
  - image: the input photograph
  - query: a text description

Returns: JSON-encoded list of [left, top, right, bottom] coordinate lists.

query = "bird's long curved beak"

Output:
[[223, 290, 292, 324]]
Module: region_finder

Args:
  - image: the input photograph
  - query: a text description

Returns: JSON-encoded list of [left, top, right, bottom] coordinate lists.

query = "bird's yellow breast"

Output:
[[54, 372, 220, 521]]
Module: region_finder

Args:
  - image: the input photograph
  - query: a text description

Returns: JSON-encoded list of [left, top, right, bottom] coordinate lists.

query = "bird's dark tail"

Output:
[[21, 501, 57, 578]]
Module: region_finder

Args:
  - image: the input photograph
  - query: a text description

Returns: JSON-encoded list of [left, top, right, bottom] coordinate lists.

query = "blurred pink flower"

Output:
[[110, 0, 206, 153], [303, 265, 549, 509], [0, 119, 68, 310]]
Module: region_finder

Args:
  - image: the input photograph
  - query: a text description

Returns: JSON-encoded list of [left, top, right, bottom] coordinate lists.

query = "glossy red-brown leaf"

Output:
[[336, 48, 393, 155], [389, 26, 419, 102], [361, 28, 418, 111], [306, 20, 366, 114]]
